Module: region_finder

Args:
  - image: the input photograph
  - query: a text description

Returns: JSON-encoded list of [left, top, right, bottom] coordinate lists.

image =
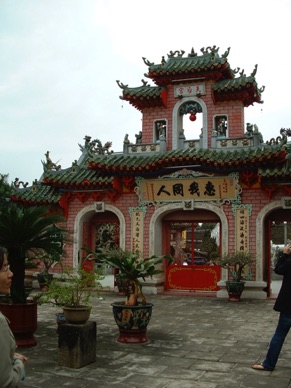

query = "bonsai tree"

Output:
[[0, 204, 69, 303], [37, 267, 100, 308], [31, 223, 64, 273], [216, 251, 256, 282], [31, 242, 64, 288], [37, 267, 103, 324], [84, 247, 173, 306]]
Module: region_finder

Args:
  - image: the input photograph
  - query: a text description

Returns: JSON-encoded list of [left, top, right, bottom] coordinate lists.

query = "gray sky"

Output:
[[1, 0, 290, 185]]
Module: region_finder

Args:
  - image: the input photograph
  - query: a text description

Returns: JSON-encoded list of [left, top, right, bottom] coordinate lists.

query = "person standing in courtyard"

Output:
[[252, 244, 291, 371], [0, 246, 28, 387]]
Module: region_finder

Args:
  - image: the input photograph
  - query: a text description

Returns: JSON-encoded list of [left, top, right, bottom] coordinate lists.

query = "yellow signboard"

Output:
[[139, 176, 237, 203], [235, 207, 249, 252], [131, 210, 144, 255]]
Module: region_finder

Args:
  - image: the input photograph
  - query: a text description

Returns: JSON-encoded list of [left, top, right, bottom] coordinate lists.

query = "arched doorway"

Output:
[[73, 204, 126, 289], [82, 211, 120, 255], [162, 209, 221, 291], [180, 101, 203, 140], [82, 211, 120, 285], [264, 208, 291, 297], [172, 96, 208, 149]]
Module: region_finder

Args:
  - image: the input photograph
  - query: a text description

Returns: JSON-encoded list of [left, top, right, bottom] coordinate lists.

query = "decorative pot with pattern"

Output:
[[111, 302, 153, 344]]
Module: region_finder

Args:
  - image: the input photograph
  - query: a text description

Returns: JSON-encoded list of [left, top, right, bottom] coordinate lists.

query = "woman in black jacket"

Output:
[[252, 244, 291, 371]]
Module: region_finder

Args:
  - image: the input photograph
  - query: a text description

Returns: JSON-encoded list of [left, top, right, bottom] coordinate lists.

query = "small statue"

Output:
[[13, 178, 29, 188], [42, 151, 61, 172], [79, 138, 113, 155], [135, 131, 142, 144], [217, 118, 227, 136]]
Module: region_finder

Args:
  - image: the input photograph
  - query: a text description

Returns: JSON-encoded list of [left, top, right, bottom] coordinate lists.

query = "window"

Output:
[[214, 115, 228, 137], [154, 120, 167, 143]]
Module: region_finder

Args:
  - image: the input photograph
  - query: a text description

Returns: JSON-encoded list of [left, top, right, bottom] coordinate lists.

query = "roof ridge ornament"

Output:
[[116, 80, 128, 90], [167, 50, 185, 58], [200, 45, 219, 55], [141, 79, 150, 87], [188, 47, 197, 57], [265, 128, 291, 146], [42, 151, 61, 172], [142, 57, 154, 66], [13, 177, 29, 188], [221, 47, 230, 58], [79, 136, 114, 155], [280, 128, 291, 138], [251, 64, 258, 77]]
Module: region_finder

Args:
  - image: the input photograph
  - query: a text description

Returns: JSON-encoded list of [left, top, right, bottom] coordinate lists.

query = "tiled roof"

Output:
[[42, 166, 114, 188], [212, 76, 263, 106], [259, 165, 291, 178], [118, 47, 264, 109], [117, 82, 167, 111], [11, 140, 291, 208], [11, 184, 61, 205], [145, 47, 233, 86], [88, 144, 287, 175], [11, 165, 114, 207]]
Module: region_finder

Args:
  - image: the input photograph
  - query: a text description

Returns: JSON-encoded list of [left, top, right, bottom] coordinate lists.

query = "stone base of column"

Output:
[[58, 321, 96, 368]]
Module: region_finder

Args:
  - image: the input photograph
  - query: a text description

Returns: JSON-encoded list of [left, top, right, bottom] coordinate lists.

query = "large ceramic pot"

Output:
[[226, 281, 245, 302], [111, 302, 153, 344], [62, 306, 92, 324], [0, 301, 38, 347]]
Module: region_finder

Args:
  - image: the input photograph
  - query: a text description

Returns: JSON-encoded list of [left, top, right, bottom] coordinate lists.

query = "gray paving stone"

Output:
[[18, 292, 291, 387]]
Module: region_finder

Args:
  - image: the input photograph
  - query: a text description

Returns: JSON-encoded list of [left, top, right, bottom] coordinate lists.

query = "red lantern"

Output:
[[189, 113, 196, 121]]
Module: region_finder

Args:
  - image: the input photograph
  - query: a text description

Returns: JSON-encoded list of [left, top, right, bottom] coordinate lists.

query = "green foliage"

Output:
[[0, 203, 70, 303], [0, 174, 14, 212], [98, 248, 170, 281], [37, 268, 101, 307], [83, 247, 173, 304], [199, 230, 218, 257], [216, 251, 256, 281], [30, 251, 63, 274]]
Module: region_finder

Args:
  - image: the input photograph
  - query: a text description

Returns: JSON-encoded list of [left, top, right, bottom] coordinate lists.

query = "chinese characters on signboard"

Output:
[[174, 84, 206, 97], [235, 208, 249, 252], [131, 210, 144, 255], [139, 177, 237, 203]]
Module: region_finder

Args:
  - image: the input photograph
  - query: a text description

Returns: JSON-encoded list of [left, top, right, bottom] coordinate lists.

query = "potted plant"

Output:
[[216, 251, 256, 301], [0, 203, 68, 347], [33, 250, 64, 289], [85, 247, 173, 343], [37, 267, 102, 324]]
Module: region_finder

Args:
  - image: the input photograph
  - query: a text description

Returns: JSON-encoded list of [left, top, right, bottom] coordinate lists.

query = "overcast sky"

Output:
[[1, 0, 290, 185]]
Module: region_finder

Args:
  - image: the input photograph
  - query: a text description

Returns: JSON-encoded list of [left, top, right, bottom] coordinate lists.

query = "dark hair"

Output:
[[0, 246, 8, 269]]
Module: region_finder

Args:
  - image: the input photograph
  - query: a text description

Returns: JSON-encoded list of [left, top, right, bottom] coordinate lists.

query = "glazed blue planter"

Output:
[[226, 281, 245, 301], [111, 302, 153, 343]]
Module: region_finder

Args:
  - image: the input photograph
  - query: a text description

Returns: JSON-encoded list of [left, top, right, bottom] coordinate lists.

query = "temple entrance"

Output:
[[163, 210, 221, 291], [265, 209, 291, 297], [82, 211, 120, 284]]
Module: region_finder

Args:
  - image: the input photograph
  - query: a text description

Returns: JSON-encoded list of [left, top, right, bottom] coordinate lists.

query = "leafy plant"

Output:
[[0, 173, 14, 212], [216, 251, 256, 282], [0, 204, 69, 303], [83, 247, 173, 305], [32, 251, 63, 274], [37, 267, 102, 307]]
